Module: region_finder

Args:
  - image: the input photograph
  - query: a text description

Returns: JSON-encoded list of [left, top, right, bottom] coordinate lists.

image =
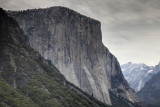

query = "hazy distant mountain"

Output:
[[121, 62, 155, 92], [138, 64, 160, 106]]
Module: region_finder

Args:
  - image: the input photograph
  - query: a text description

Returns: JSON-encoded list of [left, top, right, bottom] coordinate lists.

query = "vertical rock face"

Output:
[[8, 7, 141, 105], [0, 8, 108, 107]]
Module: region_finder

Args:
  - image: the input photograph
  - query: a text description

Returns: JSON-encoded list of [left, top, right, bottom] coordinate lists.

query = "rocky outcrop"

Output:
[[0, 8, 108, 107], [8, 6, 141, 105]]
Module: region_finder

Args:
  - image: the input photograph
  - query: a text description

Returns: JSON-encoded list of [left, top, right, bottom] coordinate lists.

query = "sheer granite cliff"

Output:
[[0, 8, 109, 107], [8, 7, 141, 105]]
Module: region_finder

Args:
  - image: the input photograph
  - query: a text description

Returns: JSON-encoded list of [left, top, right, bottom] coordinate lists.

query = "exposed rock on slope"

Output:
[[8, 6, 141, 105], [0, 8, 108, 107]]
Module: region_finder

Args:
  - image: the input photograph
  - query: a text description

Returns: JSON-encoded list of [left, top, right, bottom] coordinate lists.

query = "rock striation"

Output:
[[0, 7, 108, 107], [8, 6, 141, 105]]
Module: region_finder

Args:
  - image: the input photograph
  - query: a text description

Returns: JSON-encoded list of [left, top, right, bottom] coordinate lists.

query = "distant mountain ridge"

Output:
[[121, 62, 160, 92], [137, 62, 160, 106], [138, 70, 160, 106]]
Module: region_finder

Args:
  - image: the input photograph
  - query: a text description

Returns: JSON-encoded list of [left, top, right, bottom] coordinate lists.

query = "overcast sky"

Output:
[[1, 0, 160, 66]]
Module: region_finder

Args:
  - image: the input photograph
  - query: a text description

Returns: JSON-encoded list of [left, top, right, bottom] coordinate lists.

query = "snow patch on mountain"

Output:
[[147, 70, 153, 74], [121, 62, 155, 92]]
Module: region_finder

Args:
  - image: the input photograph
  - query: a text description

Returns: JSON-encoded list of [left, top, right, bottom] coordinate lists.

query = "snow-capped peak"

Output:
[[121, 62, 155, 92]]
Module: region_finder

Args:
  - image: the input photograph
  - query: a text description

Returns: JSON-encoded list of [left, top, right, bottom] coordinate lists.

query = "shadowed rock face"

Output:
[[138, 63, 160, 106], [8, 6, 141, 105], [138, 71, 160, 106]]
